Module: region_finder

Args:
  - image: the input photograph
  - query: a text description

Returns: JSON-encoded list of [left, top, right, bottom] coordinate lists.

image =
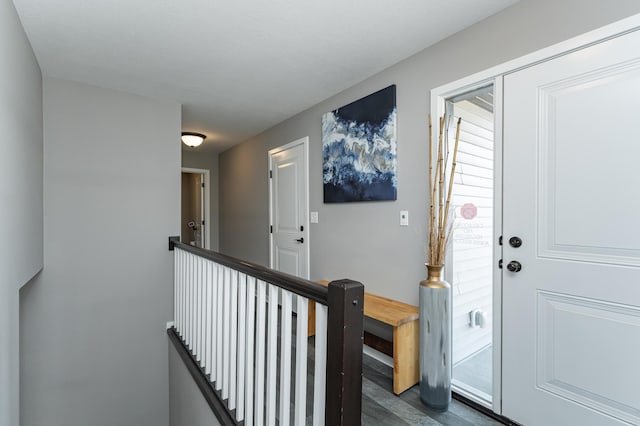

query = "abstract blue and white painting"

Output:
[[322, 85, 397, 202]]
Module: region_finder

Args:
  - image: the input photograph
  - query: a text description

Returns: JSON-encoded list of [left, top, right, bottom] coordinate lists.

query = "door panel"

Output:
[[276, 161, 299, 233], [275, 247, 300, 277], [503, 29, 640, 426], [536, 291, 640, 424], [538, 59, 640, 265], [270, 142, 308, 278]]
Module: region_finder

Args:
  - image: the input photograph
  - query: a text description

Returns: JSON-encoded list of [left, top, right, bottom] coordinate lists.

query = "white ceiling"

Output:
[[13, 0, 517, 153]]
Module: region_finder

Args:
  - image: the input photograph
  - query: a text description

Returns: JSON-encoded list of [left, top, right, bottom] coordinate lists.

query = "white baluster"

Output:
[[215, 263, 224, 390], [180, 250, 186, 338], [236, 273, 247, 421], [195, 257, 201, 361], [199, 257, 205, 363], [295, 295, 309, 425], [229, 270, 238, 410], [254, 280, 267, 425], [208, 262, 218, 382], [173, 246, 178, 332], [175, 249, 181, 334], [222, 267, 231, 399], [183, 252, 189, 343], [279, 289, 293, 425], [245, 276, 256, 425], [266, 284, 279, 426], [203, 260, 212, 375], [190, 256, 195, 355], [313, 304, 328, 426], [189, 253, 194, 349]]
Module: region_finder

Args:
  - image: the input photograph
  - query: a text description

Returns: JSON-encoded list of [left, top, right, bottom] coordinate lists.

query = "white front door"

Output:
[[502, 29, 640, 425], [269, 138, 309, 278]]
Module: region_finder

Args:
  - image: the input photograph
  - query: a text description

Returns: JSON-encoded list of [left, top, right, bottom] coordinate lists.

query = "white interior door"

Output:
[[269, 139, 309, 278], [502, 29, 640, 426]]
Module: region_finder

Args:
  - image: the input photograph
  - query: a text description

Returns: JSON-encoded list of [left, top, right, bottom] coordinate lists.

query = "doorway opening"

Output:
[[181, 168, 210, 249], [443, 84, 496, 407], [429, 16, 640, 424]]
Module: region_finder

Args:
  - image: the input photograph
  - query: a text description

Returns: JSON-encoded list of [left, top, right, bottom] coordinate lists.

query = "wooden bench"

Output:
[[308, 280, 419, 395]]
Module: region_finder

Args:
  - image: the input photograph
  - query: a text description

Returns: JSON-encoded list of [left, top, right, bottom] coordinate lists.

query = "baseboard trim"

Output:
[[362, 345, 393, 367], [167, 327, 237, 425]]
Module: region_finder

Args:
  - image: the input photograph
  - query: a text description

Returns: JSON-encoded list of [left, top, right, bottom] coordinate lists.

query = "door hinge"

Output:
[[499, 235, 503, 246], [201, 182, 205, 188], [201, 220, 205, 225], [269, 170, 273, 178], [270, 225, 273, 233]]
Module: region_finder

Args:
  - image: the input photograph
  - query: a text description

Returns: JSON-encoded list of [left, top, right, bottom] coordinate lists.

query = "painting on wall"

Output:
[[322, 85, 397, 203]]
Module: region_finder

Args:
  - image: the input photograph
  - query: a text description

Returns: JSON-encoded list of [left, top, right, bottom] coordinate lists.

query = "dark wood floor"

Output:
[[294, 321, 503, 425], [360, 354, 502, 426]]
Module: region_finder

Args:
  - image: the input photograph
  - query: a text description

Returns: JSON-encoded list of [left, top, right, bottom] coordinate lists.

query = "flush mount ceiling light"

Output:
[[181, 132, 206, 147]]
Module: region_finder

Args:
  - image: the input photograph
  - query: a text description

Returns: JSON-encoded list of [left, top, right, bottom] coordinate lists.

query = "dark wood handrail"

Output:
[[170, 238, 329, 304]]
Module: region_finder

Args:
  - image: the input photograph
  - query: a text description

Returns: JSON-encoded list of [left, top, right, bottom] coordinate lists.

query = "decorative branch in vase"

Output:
[[428, 114, 462, 268], [419, 114, 461, 412]]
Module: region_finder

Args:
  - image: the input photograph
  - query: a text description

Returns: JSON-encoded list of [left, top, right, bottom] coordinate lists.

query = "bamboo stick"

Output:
[[439, 117, 462, 257], [437, 116, 445, 247]]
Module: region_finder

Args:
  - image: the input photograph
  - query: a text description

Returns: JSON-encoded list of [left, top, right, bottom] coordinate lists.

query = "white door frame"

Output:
[[268, 137, 310, 279], [431, 13, 640, 416], [182, 167, 211, 250]]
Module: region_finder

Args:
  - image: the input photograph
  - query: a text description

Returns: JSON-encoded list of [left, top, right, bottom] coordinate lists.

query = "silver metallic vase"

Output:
[[419, 264, 452, 411]]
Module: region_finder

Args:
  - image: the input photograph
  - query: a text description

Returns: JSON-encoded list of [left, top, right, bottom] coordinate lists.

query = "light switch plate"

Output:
[[400, 210, 409, 226], [310, 211, 319, 223]]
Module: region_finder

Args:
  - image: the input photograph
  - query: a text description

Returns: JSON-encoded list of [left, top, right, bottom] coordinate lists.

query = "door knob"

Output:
[[509, 236, 523, 248], [506, 260, 522, 272], [295, 237, 304, 244]]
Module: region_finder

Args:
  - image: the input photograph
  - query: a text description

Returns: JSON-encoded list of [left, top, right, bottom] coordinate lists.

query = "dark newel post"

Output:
[[325, 279, 364, 426], [168, 235, 180, 251]]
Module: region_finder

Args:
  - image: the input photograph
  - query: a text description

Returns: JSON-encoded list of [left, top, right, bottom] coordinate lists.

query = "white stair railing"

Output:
[[171, 242, 363, 425]]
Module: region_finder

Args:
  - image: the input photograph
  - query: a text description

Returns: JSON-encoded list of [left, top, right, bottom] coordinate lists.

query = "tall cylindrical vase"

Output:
[[419, 264, 452, 411]]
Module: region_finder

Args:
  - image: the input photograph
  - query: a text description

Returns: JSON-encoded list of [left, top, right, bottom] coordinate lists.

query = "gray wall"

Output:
[[0, 1, 43, 425], [182, 149, 219, 250], [20, 78, 180, 426], [219, 0, 640, 305], [168, 342, 221, 426]]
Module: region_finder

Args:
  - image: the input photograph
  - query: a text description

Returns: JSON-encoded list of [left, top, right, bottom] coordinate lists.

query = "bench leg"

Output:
[[392, 319, 419, 395]]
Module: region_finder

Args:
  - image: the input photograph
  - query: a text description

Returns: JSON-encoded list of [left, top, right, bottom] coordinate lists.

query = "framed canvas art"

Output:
[[322, 85, 397, 202]]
